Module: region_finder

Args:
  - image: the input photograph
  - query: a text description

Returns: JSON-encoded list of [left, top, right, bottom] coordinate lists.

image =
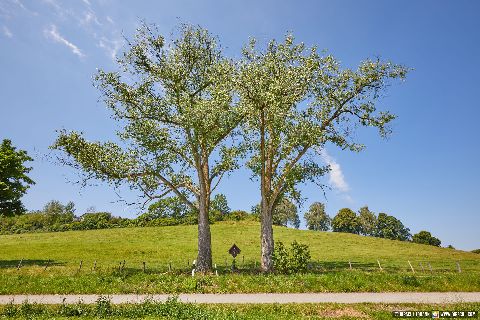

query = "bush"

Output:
[[412, 230, 441, 247], [471, 249, 480, 254], [273, 240, 311, 274]]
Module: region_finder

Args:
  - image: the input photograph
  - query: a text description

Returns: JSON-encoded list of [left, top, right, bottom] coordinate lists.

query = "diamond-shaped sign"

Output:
[[228, 244, 241, 258]]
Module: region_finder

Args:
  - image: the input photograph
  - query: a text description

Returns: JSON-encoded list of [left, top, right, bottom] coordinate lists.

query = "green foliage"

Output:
[[273, 241, 311, 274], [51, 23, 243, 215], [211, 193, 231, 215], [0, 200, 130, 234], [1, 301, 479, 320], [251, 199, 300, 228], [0, 139, 35, 217], [147, 196, 192, 220], [303, 202, 330, 231], [358, 206, 377, 236], [472, 249, 480, 254], [375, 212, 411, 241], [332, 208, 360, 234], [412, 230, 441, 247]]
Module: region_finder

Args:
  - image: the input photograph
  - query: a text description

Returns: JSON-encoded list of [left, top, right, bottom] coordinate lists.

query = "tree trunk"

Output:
[[196, 161, 212, 272], [260, 198, 274, 272], [196, 196, 212, 272]]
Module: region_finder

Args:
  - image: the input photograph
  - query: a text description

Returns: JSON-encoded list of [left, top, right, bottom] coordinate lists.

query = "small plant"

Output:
[[273, 240, 311, 274], [95, 295, 112, 318]]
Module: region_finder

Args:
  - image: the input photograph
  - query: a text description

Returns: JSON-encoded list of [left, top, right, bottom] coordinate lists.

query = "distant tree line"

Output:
[[1, 194, 444, 248], [303, 203, 442, 247], [0, 195, 257, 235]]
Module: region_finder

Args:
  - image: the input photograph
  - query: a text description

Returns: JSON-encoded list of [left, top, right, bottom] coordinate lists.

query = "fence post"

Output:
[[349, 261, 352, 270], [428, 262, 433, 272], [456, 262, 462, 273], [17, 258, 23, 270], [78, 260, 83, 272], [408, 260, 415, 273], [377, 260, 383, 271], [93, 260, 97, 272], [169, 262, 172, 272], [143, 261, 146, 273]]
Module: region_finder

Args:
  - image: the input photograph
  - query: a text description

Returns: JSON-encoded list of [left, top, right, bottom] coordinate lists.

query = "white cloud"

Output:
[[320, 149, 350, 193], [80, 9, 102, 27], [98, 36, 123, 61], [44, 24, 85, 58], [2, 25, 13, 38]]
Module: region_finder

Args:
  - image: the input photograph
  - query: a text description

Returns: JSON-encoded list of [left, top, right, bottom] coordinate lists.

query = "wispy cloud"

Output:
[[44, 24, 85, 58], [98, 36, 123, 61], [2, 25, 13, 38], [320, 149, 350, 193]]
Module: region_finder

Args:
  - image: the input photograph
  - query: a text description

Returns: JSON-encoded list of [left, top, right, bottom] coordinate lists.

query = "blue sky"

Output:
[[1, 0, 479, 250]]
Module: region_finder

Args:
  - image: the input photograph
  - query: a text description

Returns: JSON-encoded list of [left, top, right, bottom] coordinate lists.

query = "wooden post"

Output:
[[408, 260, 415, 273], [93, 260, 97, 272], [428, 262, 433, 272], [17, 258, 23, 270], [78, 260, 83, 272], [242, 255, 245, 268], [44, 261, 49, 271], [169, 262, 172, 272], [143, 262, 146, 273], [456, 262, 462, 273], [349, 261, 352, 270], [377, 260, 383, 271]]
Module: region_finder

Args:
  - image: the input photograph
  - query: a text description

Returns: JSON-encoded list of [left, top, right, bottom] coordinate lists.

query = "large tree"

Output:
[[304, 202, 331, 231], [358, 206, 377, 236], [374, 212, 411, 241], [237, 34, 408, 271], [52, 24, 242, 271], [0, 139, 35, 217], [332, 208, 360, 234]]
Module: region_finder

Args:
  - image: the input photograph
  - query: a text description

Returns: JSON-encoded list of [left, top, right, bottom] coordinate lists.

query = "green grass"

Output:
[[1, 299, 479, 320], [1, 221, 479, 293]]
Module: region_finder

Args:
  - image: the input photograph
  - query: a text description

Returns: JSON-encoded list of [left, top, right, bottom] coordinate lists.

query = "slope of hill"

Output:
[[0, 221, 479, 294]]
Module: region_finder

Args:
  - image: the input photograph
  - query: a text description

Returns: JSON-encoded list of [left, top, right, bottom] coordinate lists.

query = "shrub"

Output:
[[412, 230, 441, 247], [472, 249, 480, 254], [273, 240, 311, 274]]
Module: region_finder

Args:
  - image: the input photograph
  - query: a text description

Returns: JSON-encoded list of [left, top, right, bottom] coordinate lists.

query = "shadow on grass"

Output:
[[0, 259, 65, 269]]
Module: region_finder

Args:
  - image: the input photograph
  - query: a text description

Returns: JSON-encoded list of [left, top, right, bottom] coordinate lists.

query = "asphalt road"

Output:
[[0, 292, 479, 304]]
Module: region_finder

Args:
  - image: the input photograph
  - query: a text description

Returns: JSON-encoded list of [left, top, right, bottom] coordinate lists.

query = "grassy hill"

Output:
[[1, 221, 479, 294]]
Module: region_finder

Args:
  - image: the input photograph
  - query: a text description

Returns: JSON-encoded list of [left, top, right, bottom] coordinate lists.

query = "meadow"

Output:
[[1, 221, 479, 294]]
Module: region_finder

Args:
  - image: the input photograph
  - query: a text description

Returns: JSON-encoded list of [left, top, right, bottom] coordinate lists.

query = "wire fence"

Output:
[[3, 256, 480, 275]]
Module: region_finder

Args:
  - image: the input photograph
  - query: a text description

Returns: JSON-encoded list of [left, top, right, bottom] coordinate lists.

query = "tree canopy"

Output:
[[332, 208, 360, 234], [374, 212, 411, 241], [52, 24, 243, 271], [237, 34, 408, 271], [412, 230, 441, 247], [304, 202, 331, 231], [0, 139, 35, 217]]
